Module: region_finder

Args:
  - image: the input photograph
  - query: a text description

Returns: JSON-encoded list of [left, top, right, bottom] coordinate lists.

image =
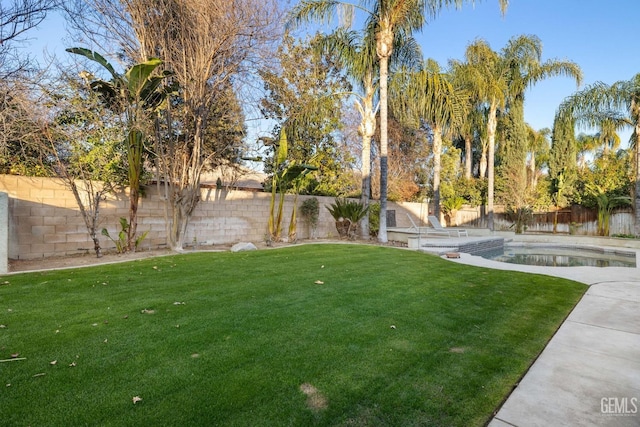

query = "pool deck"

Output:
[[433, 233, 640, 426]]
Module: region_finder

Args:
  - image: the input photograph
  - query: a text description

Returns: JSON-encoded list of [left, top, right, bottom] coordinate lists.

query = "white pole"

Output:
[[0, 192, 7, 274]]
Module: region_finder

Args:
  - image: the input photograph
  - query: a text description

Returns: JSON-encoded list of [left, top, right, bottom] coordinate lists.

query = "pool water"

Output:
[[479, 245, 637, 268]]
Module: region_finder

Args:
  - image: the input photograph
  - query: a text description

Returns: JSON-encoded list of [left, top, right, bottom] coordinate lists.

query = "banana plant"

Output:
[[67, 48, 173, 251], [266, 129, 317, 242]]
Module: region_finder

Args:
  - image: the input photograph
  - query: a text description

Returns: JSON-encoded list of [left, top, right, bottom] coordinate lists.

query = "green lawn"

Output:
[[0, 244, 586, 426]]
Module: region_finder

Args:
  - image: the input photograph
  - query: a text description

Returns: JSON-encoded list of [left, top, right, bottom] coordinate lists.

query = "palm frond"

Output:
[[286, 0, 355, 31]]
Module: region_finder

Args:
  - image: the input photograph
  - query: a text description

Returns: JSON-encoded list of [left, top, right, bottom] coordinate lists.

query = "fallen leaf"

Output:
[[314, 280, 324, 285], [140, 309, 155, 314], [55, 329, 60, 333], [132, 396, 142, 404], [390, 325, 396, 329], [33, 373, 46, 377], [50, 360, 57, 365], [92, 323, 98, 327], [173, 302, 185, 305], [69, 361, 76, 367], [0, 325, 6, 329], [103, 339, 108, 343], [10, 353, 19, 358]]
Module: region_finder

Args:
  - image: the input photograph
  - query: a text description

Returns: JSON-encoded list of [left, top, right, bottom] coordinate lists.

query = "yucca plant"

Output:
[[326, 198, 369, 239]]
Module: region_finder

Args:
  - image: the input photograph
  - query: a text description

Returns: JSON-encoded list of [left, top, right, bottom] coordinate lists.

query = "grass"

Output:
[[0, 244, 586, 426]]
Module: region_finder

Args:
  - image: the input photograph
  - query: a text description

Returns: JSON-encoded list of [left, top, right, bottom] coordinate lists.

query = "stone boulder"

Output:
[[231, 242, 258, 252]]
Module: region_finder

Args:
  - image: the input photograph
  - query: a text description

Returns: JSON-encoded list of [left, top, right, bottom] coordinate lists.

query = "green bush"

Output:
[[326, 198, 369, 239], [300, 197, 319, 238]]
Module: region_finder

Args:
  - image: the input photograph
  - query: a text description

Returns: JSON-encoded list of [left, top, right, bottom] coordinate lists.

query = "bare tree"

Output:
[[0, 0, 58, 77], [131, 0, 281, 250], [64, 0, 281, 251], [1, 71, 126, 257]]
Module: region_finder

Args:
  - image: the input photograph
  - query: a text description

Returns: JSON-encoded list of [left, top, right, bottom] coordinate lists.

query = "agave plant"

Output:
[[326, 198, 369, 239]]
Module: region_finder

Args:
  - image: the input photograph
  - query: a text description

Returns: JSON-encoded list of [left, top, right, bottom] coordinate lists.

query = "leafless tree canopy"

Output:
[[64, 0, 282, 250], [0, 0, 58, 77]]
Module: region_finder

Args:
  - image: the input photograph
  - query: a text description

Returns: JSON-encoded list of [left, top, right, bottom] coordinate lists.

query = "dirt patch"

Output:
[[7, 249, 176, 273], [449, 347, 466, 353], [300, 383, 328, 411], [5, 238, 407, 274]]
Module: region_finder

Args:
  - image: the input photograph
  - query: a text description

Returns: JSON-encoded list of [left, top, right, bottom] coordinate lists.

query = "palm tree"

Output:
[[453, 35, 580, 230], [458, 103, 485, 179], [314, 26, 420, 237], [500, 35, 581, 203], [66, 48, 171, 251], [558, 74, 640, 234], [451, 40, 509, 230], [575, 132, 599, 169], [596, 118, 621, 155], [288, 0, 508, 242], [526, 125, 550, 188], [391, 59, 465, 218]]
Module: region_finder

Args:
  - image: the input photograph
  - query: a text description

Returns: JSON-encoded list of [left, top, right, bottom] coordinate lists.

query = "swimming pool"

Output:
[[479, 244, 637, 268]]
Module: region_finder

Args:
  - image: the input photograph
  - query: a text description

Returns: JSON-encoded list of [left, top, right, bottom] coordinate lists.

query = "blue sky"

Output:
[[26, 1, 639, 144]]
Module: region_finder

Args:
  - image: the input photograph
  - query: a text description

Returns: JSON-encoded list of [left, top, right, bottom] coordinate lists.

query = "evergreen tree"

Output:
[[259, 34, 354, 196]]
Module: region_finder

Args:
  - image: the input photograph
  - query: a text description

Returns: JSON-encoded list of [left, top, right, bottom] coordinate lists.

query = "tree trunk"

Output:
[[432, 125, 443, 219], [464, 134, 472, 179], [487, 102, 498, 231], [360, 132, 372, 238], [479, 141, 488, 178], [376, 30, 392, 243], [357, 78, 376, 239], [529, 151, 537, 188], [126, 130, 144, 252], [68, 180, 103, 258], [634, 116, 640, 236], [127, 185, 140, 251]]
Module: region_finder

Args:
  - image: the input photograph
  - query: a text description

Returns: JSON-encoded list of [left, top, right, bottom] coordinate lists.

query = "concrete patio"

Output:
[[439, 236, 640, 426]]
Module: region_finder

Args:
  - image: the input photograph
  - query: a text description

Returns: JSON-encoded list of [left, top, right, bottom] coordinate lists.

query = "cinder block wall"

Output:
[[0, 175, 425, 259]]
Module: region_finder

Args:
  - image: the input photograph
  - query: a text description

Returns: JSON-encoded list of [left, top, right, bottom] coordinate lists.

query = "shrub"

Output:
[[326, 198, 369, 239], [300, 197, 319, 238]]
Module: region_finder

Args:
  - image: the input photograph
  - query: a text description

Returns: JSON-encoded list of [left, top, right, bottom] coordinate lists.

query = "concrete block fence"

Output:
[[0, 175, 430, 260]]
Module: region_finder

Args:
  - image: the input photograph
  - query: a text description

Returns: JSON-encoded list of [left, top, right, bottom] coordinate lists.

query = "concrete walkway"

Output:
[[446, 251, 640, 426]]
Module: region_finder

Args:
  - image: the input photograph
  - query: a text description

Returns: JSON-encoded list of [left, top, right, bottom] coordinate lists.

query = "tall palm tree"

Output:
[[558, 74, 640, 233], [575, 132, 599, 169], [391, 59, 465, 218], [500, 34, 581, 193], [314, 26, 420, 237], [453, 35, 579, 230], [451, 40, 509, 230], [526, 125, 550, 188], [288, 0, 508, 242], [596, 118, 621, 155], [457, 102, 485, 179]]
